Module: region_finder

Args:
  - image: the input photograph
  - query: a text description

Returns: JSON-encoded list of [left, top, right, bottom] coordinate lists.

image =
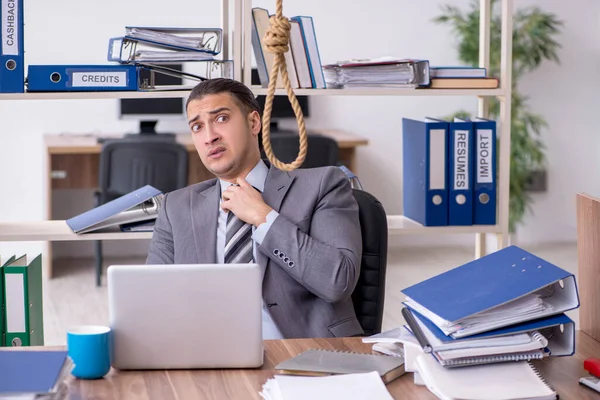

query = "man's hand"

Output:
[[221, 177, 273, 226]]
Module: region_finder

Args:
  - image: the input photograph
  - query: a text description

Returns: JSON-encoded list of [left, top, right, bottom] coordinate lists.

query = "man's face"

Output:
[[187, 92, 260, 180]]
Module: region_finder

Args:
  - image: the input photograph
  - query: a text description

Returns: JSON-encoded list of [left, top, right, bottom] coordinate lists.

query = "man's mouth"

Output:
[[208, 147, 226, 158]]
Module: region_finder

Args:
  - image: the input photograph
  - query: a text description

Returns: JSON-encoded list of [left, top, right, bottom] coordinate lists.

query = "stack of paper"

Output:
[[398, 245, 579, 368], [259, 372, 394, 400], [322, 57, 430, 88]]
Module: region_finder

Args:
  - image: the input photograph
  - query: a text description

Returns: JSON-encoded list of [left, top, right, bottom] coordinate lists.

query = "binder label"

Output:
[[5, 273, 25, 333], [2, 0, 18, 56], [72, 71, 128, 87], [454, 130, 469, 190], [429, 129, 446, 190], [477, 129, 493, 183]]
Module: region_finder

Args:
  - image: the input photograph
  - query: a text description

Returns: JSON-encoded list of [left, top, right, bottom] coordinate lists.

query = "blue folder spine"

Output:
[[473, 118, 497, 225], [448, 119, 474, 225], [402, 118, 449, 226], [0, 0, 24, 93], [27, 65, 138, 92]]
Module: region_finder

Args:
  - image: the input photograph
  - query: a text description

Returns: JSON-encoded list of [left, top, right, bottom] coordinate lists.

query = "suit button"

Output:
[[283, 257, 289, 263], [288, 261, 294, 268], [273, 249, 280, 256], [279, 253, 285, 259]]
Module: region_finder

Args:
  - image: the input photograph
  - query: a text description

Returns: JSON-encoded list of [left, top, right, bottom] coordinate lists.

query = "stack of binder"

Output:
[[323, 58, 430, 89], [402, 116, 497, 226], [26, 26, 234, 92], [0, 254, 44, 347], [400, 245, 579, 368]]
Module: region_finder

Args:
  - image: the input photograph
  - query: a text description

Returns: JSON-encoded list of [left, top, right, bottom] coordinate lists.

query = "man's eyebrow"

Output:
[[188, 114, 200, 125], [188, 107, 231, 125]]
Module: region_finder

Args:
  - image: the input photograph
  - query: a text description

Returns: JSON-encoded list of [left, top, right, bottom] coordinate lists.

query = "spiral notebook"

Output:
[[415, 353, 557, 400], [274, 349, 406, 384]]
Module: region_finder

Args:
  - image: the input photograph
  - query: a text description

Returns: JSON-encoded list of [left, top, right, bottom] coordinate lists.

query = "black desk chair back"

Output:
[[94, 138, 188, 286], [261, 133, 339, 168], [351, 188, 388, 336]]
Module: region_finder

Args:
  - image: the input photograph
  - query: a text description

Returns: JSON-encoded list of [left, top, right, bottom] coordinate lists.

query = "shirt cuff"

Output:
[[253, 210, 279, 245]]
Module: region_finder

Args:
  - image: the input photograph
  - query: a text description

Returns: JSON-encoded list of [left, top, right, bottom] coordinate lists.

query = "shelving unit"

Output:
[[0, 0, 513, 270]]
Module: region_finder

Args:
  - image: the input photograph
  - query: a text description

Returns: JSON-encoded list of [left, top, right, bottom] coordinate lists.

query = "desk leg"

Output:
[[338, 148, 357, 173]]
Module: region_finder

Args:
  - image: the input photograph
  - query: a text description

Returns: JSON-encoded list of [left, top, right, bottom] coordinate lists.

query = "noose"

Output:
[[261, 0, 307, 171]]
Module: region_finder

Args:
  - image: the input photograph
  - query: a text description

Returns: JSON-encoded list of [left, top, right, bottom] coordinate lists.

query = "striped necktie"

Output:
[[223, 183, 259, 264], [224, 210, 253, 263]]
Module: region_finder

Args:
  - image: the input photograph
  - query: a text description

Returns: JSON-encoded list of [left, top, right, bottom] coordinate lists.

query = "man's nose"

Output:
[[204, 125, 220, 145]]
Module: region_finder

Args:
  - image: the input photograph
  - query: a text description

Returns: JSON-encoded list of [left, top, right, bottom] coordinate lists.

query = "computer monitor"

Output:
[[119, 63, 185, 137], [251, 68, 310, 133]]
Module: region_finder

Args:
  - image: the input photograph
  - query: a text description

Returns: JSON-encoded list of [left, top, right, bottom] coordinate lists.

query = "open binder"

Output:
[[66, 185, 163, 234], [403, 308, 574, 367], [401, 245, 580, 338]]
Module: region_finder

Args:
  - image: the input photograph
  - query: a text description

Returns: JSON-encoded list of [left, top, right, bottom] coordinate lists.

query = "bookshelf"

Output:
[[0, 0, 513, 265]]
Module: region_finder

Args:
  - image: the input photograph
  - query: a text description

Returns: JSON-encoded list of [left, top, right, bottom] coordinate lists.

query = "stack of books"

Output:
[[394, 245, 578, 399], [427, 66, 499, 89]]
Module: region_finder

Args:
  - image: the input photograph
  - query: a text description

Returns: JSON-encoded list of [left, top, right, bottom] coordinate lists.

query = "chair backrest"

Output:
[[262, 133, 339, 168], [351, 188, 388, 336], [98, 138, 189, 202]]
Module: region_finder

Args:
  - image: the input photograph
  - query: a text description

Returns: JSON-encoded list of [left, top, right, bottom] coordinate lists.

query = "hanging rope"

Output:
[[261, 0, 307, 171]]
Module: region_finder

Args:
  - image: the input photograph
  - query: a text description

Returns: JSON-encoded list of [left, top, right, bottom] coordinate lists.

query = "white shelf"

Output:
[[0, 87, 506, 101], [0, 221, 152, 242], [387, 215, 500, 235], [0, 218, 499, 242], [250, 87, 506, 97], [0, 90, 193, 100]]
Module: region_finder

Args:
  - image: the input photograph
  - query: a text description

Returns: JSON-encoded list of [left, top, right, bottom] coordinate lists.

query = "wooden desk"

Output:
[[44, 130, 368, 278], [21, 332, 600, 399]]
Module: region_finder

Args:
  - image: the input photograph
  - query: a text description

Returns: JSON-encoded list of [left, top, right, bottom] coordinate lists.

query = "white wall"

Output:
[[0, 0, 596, 260]]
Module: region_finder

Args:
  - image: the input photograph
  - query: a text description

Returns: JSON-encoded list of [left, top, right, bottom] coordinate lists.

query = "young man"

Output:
[[146, 78, 363, 339]]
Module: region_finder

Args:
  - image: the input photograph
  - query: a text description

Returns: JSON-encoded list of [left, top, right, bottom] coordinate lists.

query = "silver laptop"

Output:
[[107, 263, 264, 370]]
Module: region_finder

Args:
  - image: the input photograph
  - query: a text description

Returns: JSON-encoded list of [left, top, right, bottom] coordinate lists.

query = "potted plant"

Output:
[[434, 0, 563, 233]]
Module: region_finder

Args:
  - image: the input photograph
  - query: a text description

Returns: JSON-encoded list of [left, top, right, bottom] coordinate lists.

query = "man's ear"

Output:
[[248, 111, 262, 137]]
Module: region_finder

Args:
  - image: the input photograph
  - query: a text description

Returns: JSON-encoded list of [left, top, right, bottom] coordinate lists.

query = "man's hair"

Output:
[[186, 78, 261, 117]]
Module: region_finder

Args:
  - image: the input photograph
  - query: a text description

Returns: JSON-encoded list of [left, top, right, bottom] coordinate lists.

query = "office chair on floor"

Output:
[[261, 132, 339, 168], [94, 138, 188, 286], [351, 188, 388, 336]]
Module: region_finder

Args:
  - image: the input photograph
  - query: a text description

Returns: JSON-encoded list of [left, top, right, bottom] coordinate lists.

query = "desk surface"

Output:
[[45, 129, 368, 154], [17, 332, 600, 400]]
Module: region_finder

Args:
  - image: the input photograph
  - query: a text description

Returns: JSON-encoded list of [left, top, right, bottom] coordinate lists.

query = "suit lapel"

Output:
[[262, 167, 295, 213], [190, 182, 219, 263]]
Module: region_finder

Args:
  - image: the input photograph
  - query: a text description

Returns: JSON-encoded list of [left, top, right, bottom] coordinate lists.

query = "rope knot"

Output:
[[264, 15, 291, 55]]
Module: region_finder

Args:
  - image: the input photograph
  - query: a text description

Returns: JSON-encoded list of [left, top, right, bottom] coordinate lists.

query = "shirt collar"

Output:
[[218, 159, 269, 195]]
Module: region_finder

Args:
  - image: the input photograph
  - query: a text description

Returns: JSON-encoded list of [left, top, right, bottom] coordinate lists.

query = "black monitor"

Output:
[[119, 63, 184, 136], [252, 68, 309, 133]]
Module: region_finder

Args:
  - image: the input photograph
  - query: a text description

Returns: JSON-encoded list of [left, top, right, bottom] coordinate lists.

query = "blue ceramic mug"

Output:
[[67, 325, 111, 379]]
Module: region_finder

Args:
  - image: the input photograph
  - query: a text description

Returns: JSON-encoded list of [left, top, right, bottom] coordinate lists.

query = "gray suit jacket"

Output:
[[146, 165, 364, 338]]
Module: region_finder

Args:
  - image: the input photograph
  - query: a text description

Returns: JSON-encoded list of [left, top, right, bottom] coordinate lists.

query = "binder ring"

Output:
[[11, 337, 22, 346], [5, 59, 16, 71], [456, 194, 466, 205], [50, 72, 61, 83], [432, 195, 442, 206], [479, 193, 490, 204]]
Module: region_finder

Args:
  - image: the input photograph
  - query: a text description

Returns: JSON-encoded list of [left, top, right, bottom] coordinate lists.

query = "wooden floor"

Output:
[[40, 243, 578, 346]]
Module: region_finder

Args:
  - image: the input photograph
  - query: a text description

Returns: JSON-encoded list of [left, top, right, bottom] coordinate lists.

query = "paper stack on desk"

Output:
[[260, 371, 394, 400]]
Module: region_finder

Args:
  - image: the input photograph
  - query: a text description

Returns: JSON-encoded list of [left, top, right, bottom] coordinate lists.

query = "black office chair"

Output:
[[94, 138, 189, 286], [261, 132, 339, 168], [351, 188, 388, 336]]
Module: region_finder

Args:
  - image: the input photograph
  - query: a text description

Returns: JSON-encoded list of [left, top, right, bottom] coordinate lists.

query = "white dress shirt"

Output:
[[215, 159, 285, 339]]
